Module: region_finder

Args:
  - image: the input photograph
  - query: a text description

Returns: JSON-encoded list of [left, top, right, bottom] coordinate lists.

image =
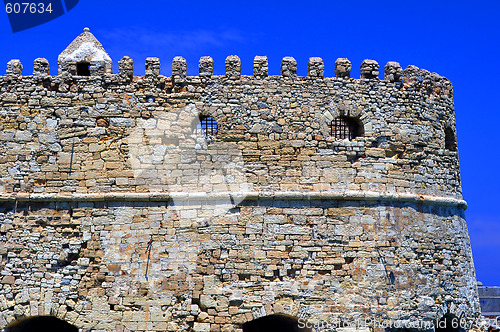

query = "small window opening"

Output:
[[331, 116, 363, 140], [197, 116, 218, 138], [445, 127, 457, 151], [76, 62, 90, 76]]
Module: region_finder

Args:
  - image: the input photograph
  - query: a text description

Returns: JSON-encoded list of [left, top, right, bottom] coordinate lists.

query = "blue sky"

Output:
[[1, 0, 499, 285]]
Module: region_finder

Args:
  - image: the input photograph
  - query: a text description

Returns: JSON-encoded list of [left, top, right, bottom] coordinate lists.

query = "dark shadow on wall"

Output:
[[242, 314, 312, 332], [241, 198, 466, 220], [5, 316, 78, 332]]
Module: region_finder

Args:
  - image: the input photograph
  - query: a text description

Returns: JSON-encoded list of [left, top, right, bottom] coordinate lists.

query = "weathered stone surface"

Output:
[[58, 27, 112, 75], [225, 55, 241, 78], [145, 57, 161, 76], [308, 57, 324, 78], [118, 56, 133, 78], [281, 56, 297, 78], [335, 58, 351, 78], [33, 58, 49, 76], [6, 59, 22, 76], [0, 30, 478, 332], [384, 61, 403, 82], [360, 59, 379, 79], [172, 56, 187, 83], [253, 56, 268, 78], [199, 56, 214, 77]]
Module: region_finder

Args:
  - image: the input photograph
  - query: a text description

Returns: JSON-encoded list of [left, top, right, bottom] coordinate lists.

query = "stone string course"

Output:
[[0, 29, 479, 332]]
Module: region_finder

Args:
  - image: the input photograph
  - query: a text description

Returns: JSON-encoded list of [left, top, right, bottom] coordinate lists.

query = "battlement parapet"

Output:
[[2, 56, 453, 98], [1, 29, 453, 97]]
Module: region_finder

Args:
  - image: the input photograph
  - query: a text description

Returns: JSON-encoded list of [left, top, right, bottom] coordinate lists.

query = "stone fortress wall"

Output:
[[0, 29, 479, 331]]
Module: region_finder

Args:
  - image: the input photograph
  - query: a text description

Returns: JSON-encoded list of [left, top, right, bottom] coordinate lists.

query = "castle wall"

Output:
[[0, 63, 459, 199], [0, 199, 478, 331], [0, 56, 479, 331]]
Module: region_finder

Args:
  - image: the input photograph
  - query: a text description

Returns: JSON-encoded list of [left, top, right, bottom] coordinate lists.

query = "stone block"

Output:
[[172, 56, 187, 82], [281, 57, 297, 78], [225, 55, 241, 78], [308, 57, 324, 78], [199, 56, 214, 77], [360, 59, 379, 79], [335, 58, 351, 78], [253, 56, 268, 78], [384, 61, 403, 82], [33, 58, 49, 76], [6, 59, 22, 76], [145, 57, 161, 76], [119, 56, 134, 78]]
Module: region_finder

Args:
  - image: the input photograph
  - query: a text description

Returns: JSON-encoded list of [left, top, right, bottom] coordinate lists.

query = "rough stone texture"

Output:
[[58, 60, 77, 76], [225, 55, 241, 79], [199, 56, 214, 77], [172, 56, 187, 84], [281, 57, 297, 78], [58, 28, 112, 76], [145, 57, 161, 77], [308, 57, 324, 78], [6, 60, 22, 77], [33, 58, 49, 76], [118, 56, 133, 79], [384, 61, 403, 83], [360, 59, 380, 79], [253, 56, 268, 78], [0, 31, 479, 332], [403, 65, 453, 97], [335, 58, 351, 78]]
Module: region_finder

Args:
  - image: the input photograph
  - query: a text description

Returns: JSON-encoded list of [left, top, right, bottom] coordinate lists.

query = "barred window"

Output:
[[445, 127, 457, 151], [331, 116, 363, 140], [197, 116, 217, 138]]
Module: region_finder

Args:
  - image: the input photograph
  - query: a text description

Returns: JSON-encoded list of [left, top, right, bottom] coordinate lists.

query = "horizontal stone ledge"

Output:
[[0, 191, 467, 209]]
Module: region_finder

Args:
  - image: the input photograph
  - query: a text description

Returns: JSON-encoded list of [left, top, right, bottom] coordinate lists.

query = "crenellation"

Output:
[[118, 56, 133, 79], [1, 56, 454, 93], [33, 58, 49, 76], [253, 56, 268, 78], [334, 58, 351, 78], [145, 57, 161, 77], [308, 57, 324, 78], [172, 56, 187, 83], [403, 64, 427, 88], [225, 55, 241, 78], [199, 56, 214, 77], [280, 56, 297, 78], [360, 59, 379, 79], [6, 59, 22, 76], [384, 61, 403, 83]]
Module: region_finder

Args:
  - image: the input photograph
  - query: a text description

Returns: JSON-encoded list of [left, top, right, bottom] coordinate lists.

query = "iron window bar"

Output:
[[198, 116, 218, 138]]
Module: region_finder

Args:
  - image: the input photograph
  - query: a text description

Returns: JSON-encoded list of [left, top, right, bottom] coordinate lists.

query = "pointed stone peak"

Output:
[[58, 27, 112, 75]]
